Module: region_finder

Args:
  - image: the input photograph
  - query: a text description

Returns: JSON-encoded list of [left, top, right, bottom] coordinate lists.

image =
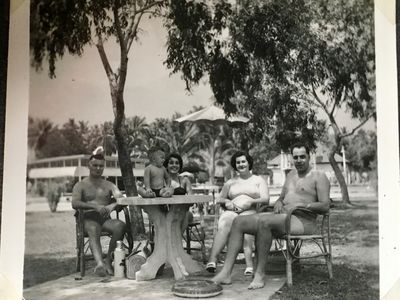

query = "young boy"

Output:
[[144, 147, 172, 197]]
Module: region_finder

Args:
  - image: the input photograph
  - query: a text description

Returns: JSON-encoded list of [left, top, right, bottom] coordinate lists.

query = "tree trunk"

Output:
[[113, 93, 145, 236], [328, 149, 351, 205]]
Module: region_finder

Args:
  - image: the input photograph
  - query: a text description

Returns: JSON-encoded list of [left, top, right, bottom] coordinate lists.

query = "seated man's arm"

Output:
[[274, 177, 289, 213], [107, 183, 124, 212], [306, 172, 330, 214]]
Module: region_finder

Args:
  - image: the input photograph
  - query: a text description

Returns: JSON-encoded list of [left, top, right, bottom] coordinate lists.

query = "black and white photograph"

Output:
[[1, 0, 399, 299]]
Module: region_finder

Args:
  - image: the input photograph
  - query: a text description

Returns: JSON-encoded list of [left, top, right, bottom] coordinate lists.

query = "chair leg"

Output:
[[286, 255, 293, 287], [326, 254, 333, 279], [186, 227, 191, 254], [80, 241, 86, 277], [76, 247, 81, 272]]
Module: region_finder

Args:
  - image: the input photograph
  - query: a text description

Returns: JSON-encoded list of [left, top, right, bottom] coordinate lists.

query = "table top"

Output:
[[117, 195, 213, 205]]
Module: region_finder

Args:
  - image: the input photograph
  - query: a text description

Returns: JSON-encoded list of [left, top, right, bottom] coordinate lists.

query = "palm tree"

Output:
[[193, 124, 236, 184], [125, 116, 150, 157]]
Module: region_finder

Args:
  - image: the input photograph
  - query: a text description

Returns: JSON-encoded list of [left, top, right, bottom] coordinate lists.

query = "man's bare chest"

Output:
[[82, 185, 111, 202]]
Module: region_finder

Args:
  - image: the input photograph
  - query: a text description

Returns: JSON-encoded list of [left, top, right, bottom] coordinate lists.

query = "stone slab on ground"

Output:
[[24, 264, 285, 300]]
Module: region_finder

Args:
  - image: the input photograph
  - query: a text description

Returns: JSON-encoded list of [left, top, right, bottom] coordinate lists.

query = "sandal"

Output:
[[206, 262, 216, 273], [244, 267, 253, 276]]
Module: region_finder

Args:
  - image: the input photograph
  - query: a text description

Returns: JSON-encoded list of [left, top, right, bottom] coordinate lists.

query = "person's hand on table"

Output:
[[144, 189, 156, 198], [160, 187, 174, 198]]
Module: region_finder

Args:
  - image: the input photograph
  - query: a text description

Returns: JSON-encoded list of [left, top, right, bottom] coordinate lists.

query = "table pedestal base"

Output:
[[136, 204, 203, 281]]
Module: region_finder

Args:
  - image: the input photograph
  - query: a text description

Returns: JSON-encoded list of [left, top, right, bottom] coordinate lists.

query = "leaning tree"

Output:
[[31, 0, 171, 235]]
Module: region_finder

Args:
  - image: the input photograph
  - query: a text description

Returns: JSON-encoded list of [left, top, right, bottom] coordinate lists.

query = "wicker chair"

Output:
[[75, 207, 133, 277], [267, 207, 333, 286]]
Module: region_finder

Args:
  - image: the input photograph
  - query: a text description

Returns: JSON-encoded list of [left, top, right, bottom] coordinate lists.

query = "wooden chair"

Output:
[[75, 207, 133, 277], [270, 207, 333, 286]]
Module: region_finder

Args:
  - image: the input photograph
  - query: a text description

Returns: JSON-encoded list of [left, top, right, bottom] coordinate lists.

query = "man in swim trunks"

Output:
[[212, 141, 330, 290], [71, 149, 127, 276]]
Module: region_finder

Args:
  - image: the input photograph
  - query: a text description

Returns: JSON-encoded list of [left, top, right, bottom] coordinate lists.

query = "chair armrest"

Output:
[[257, 204, 274, 213]]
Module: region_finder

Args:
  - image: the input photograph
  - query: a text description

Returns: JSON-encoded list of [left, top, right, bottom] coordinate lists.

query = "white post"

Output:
[[280, 150, 285, 185], [341, 145, 347, 184]]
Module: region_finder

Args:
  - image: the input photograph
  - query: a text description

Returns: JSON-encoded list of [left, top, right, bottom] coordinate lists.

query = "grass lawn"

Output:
[[23, 200, 379, 299]]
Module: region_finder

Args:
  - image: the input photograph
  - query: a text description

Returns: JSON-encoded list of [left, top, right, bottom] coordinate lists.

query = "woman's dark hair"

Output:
[[163, 153, 183, 173], [290, 142, 310, 155], [230, 151, 253, 171]]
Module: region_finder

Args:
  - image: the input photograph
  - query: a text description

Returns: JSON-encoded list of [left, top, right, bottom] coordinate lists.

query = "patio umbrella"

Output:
[[175, 105, 249, 126], [175, 104, 249, 184]]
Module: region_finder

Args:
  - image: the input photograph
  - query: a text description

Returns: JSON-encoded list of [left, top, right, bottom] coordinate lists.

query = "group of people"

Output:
[[72, 141, 330, 290]]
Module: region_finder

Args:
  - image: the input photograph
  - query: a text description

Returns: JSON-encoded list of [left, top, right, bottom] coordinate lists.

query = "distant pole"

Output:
[[280, 150, 285, 185], [341, 145, 347, 184]]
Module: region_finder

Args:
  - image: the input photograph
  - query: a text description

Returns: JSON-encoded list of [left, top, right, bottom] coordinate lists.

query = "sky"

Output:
[[29, 16, 376, 132], [30, 17, 213, 126]]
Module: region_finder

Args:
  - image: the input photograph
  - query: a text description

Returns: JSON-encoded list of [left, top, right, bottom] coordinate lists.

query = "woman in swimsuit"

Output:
[[163, 153, 194, 225], [205, 151, 270, 276]]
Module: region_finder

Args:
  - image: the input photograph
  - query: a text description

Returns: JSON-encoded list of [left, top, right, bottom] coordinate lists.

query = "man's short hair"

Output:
[[230, 151, 253, 171], [290, 142, 310, 155]]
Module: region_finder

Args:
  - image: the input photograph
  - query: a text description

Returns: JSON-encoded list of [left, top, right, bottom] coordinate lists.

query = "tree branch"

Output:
[[340, 112, 375, 138], [311, 83, 330, 115], [113, 1, 128, 93], [95, 37, 115, 82], [135, 0, 165, 14], [113, 1, 127, 53], [329, 86, 345, 117], [126, 0, 161, 52], [127, 11, 146, 52]]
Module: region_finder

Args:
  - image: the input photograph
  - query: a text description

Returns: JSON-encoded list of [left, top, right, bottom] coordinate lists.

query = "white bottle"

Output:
[[114, 241, 126, 278]]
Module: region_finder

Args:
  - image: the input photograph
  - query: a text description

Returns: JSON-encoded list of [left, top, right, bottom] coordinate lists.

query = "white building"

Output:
[[27, 154, 148, 192]]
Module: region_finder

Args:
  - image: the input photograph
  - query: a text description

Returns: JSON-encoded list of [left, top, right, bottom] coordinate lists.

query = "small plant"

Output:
[[46, 182, 64, 213]]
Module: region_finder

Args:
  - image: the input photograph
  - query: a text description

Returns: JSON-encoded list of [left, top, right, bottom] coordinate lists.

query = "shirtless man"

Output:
[[212, 142, 330, 289], [72, 151, 126, 276]]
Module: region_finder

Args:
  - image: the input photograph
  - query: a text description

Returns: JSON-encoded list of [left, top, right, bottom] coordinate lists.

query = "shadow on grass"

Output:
[[24, 255, 77, 289], [272, 263, 379, 300], [330, 206, 379, 247]]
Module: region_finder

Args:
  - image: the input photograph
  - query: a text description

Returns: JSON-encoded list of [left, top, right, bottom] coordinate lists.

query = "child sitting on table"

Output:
[[144, 147, 172, 197]]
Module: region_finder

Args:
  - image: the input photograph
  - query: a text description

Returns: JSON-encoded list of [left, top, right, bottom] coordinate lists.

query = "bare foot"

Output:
[[248, 273, 265, 290], [94, 265, 107, 277], [105, 260, 114, 276], [212, 272, 232, 285]]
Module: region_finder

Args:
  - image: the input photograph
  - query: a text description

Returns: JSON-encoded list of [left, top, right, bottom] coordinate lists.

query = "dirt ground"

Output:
[[23, 199, 379, 298]]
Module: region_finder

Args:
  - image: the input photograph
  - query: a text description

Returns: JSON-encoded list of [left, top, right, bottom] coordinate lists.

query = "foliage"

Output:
[[29, 117, 106, 158], [342, 129, 377, 173], [165, 0, 375, 203], [250, 138, 280, 175]]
